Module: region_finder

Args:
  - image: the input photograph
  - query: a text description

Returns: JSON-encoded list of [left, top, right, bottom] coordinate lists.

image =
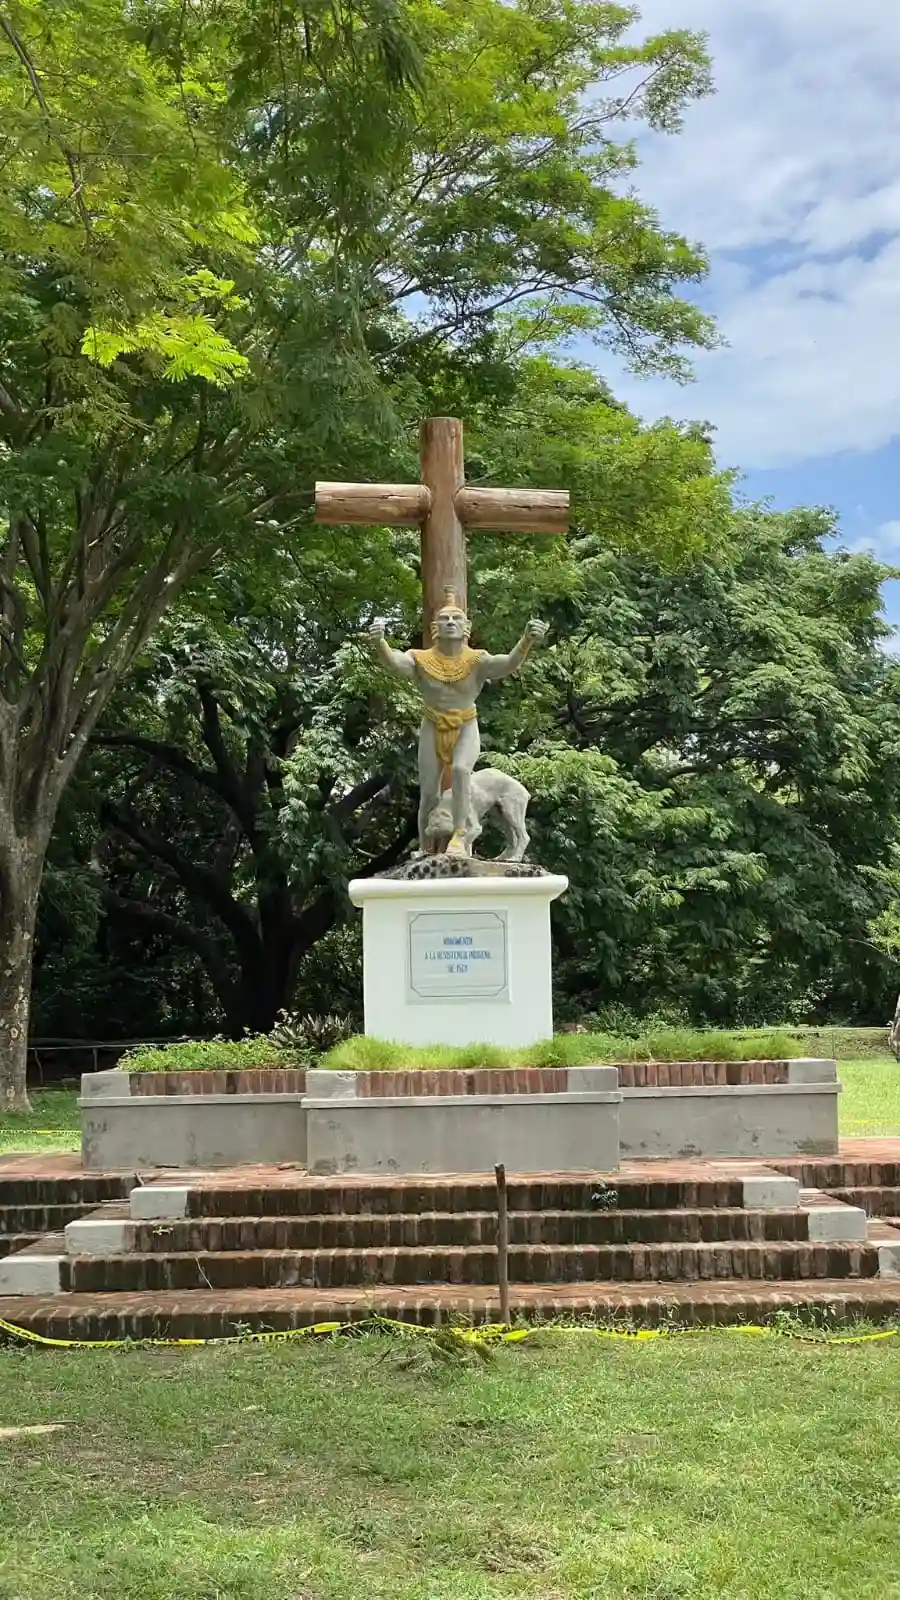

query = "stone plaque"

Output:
[[407, 911, 509, 1003]]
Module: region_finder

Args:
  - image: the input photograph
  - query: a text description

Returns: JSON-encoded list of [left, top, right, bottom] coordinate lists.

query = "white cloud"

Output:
[[847, 521, 900, 558], [595, 2, 900, 470]]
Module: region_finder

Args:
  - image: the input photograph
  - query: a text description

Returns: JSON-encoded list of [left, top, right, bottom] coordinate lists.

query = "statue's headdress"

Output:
[[431, 586, 471, 638]]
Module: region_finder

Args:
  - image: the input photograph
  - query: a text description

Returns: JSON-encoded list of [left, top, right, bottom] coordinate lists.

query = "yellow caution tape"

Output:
[[0, 1314, 896, 1351]]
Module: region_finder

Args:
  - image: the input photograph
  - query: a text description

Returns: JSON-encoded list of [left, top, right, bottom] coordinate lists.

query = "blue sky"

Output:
[[587, 0, 900, 633]]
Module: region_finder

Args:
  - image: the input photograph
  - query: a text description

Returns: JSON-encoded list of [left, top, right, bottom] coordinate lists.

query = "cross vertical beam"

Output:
[[420, 416, 466, 633]]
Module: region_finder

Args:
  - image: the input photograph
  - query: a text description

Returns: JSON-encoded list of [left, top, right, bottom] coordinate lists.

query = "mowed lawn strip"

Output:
[[1, 1335, 899, 1600], [836, 1058, 900, 1136], [0, 1088, 82, 1155]]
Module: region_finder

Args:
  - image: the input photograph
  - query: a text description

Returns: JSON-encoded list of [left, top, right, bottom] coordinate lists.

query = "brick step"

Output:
[[169, 1175, 749, 1218], [774, 1158, 900, 1188], [0, 1233, 39, 1260], [3, 1279, 900, 1340], [826, 1188, 900, 1218], [62, 1239, 881, 1292], [0, 1203, 99, 1234], [131, 1208, 812, 1252], [0, 1175, 133, 1208]]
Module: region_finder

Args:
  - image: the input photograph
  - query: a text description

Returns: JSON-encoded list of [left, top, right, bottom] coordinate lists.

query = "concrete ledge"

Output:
[[80, 1094, 307, 1170], [620, 1082, 840, 1159], [64, 1216, 133, 1255], [805, 1204, 868, 1243], [0, 1251, 63, 1296], [741, 1176, 801, 1210], [130, 1185, 192, 1222], [305, 1091, 621, 1176], [349, 875, 569, 903], [622, 1084, 840, 1099], [81, 1068, 128, 1100], [787, 1058, 838, 1084], [878, 1242, 900, 1277]]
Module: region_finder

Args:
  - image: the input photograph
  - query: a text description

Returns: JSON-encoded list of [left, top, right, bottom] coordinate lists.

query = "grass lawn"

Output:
[[834, 1058, 900, 1136], [1, 1334, 899, 1600], [0, 1087, 82, 1156]]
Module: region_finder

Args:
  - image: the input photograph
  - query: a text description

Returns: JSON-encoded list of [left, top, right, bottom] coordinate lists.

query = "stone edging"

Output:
[[79, 1057, 838, 1101]]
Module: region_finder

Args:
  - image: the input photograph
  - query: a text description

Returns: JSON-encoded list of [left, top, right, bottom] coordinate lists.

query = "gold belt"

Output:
[[423, 704, 477, 792]]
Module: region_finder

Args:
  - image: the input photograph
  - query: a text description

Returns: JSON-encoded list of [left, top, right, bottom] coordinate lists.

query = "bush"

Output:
[[123, 1036, 303, 1073], [269, 1012, 355, 1060]]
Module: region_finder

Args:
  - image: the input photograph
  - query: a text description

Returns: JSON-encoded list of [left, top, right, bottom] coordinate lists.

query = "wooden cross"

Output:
[[315, 416, 569, 636]]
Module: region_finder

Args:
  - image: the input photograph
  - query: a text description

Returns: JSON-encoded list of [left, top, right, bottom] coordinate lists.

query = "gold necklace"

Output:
[[410, 646, 486, 683]]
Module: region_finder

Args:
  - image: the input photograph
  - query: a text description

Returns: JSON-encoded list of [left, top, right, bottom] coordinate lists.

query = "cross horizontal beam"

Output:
[[314, 481, 567, 535], [314, 417, 569, 635], [315, 482, 431, 527]]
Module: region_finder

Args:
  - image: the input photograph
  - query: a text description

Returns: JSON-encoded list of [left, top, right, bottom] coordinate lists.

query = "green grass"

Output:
[[323, 1027, 804, 1071], [836, 1058, 900, 1136], [124, 1036, 301, 1072], [124, 1026, 813, 1074], [0, 1088, 81, 1155], [0, 1334, 899, 1599]]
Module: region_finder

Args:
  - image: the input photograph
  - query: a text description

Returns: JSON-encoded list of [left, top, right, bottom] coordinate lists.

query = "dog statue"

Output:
[[423, 767, 531, 862]]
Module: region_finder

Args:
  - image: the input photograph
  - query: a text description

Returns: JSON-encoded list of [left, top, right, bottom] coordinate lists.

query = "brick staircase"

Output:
[[0, 1156, 135, 1262], [2, 1155, 900, 1339], [771, 1152, 900, 1224]]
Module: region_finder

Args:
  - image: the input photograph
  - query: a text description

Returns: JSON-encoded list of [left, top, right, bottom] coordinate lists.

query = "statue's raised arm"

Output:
[[477, 618, 549, 682], [364, 619, 417, 680]]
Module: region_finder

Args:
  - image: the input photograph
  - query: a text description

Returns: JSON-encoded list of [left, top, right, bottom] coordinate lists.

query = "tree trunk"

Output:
[[0, 841, 43, 1113]]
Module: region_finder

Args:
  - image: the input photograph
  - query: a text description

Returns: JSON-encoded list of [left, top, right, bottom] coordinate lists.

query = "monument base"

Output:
[[348, 870, 569, 1048]]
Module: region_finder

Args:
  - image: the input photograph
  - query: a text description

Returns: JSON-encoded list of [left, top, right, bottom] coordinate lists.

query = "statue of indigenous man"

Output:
[[366, 588, 548, 857]]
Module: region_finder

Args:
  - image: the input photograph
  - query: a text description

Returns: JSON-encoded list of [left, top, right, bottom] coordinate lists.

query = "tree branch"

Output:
[[101, 887, 237, 1019], [101, 803, 262, 961], [0, 12, 93, 236], [90, 732, 230, 803]]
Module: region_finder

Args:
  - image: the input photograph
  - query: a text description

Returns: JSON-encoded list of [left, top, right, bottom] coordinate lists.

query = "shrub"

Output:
[[269, 1012, 355, 1061], [123, 1036, 302, 1073]]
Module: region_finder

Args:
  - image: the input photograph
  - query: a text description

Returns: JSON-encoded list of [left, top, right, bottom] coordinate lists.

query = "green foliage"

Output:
[[42, 358, 900, 1039], [322, 1029, 804, 1071], [123, 1036, 302, 1072], [498, 505, 900, 1027], [269, 1010, 356, 1058], [2, 0, 725, 1096]]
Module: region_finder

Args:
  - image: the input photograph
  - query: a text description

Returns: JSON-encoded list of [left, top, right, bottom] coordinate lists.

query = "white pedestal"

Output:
[[348, 874, 568, 1048]]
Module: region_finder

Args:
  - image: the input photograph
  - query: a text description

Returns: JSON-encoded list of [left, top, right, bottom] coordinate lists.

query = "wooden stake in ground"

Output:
[[495, 1161, 511, 1328], [315, 417, 568, 636]]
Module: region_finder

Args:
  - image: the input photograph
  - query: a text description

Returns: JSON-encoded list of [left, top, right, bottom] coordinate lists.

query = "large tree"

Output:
[[1, 0, 717, 1103], [520, 505, 900, 1024], [55, 355, 731, 1031], [67, 465, 900, 1035], [0, 0, 425, 1105]]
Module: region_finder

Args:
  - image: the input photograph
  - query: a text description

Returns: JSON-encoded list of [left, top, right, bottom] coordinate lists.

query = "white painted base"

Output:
[[348, 873, 568, 1048]]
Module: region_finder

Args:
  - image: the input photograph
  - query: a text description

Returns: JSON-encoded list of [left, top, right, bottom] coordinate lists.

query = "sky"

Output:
[[591, 0, 900, 630]]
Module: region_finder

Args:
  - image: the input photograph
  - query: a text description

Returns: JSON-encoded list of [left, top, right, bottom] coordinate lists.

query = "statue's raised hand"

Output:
[[365, 620, 386, 643], [525, 618, 549, 642]]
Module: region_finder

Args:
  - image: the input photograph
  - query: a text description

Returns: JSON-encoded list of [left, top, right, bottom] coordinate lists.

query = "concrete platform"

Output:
[[76, 1058, 842, 1172]]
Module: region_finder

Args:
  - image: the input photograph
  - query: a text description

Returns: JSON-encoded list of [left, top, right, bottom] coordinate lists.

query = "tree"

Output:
[[518, 507, 900, 1023], [2, 1, 719, 1103], [0, 0, 424, 1106], [42, 349, 899, 1034], [64, 354, 731, 1031]]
